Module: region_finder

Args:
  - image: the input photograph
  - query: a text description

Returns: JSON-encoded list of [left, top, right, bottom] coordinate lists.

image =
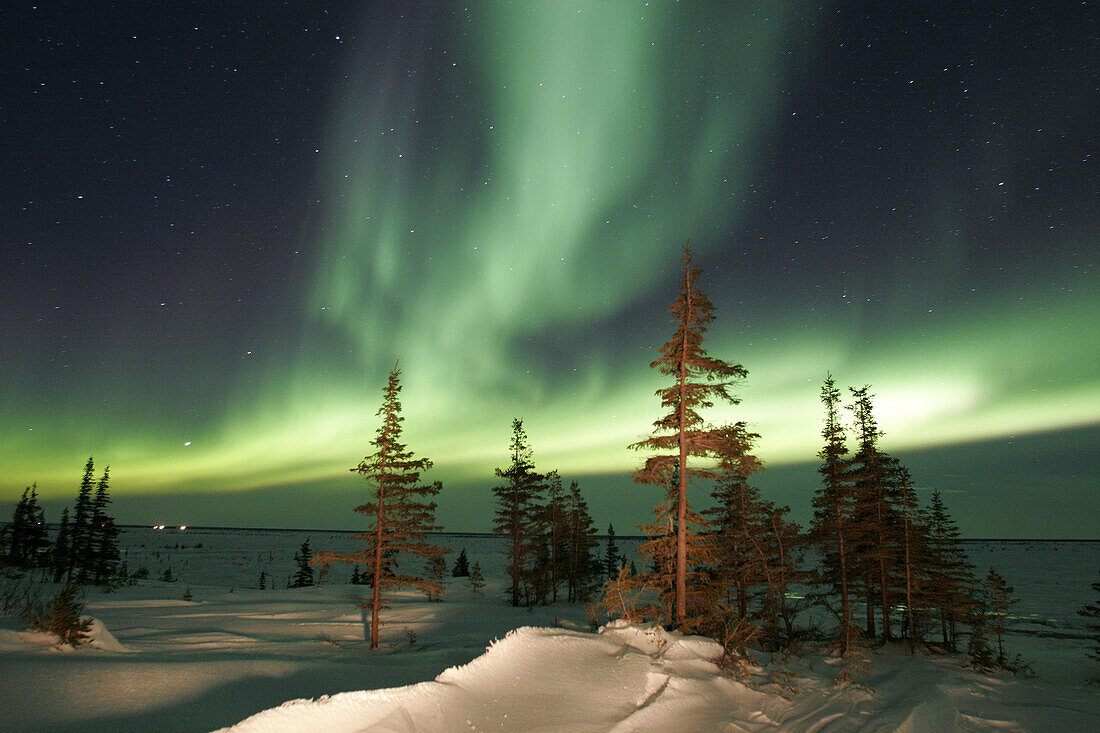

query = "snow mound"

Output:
[[216, 622, 766, 733], [85, 617, 133, 652]]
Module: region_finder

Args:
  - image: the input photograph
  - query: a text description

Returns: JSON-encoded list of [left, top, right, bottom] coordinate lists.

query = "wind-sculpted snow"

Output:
[[218, 622, 756, 732], [216, 620, 1100, 732]]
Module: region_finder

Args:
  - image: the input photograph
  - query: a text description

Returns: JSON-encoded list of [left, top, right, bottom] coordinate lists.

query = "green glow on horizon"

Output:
[[2, 3, 1096, 516]]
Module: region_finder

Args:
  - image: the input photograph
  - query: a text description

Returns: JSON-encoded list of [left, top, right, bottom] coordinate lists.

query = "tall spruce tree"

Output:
[[631, 246, 748, 629], [68, 457, 96, 583], [809, 374, 858, 676], [313, 366, 446, 648], [925, 489, 977, 651], [543, 472, 568, 603], [491, 419, 546, 607], [6, 485, 48, 568], [605, 523, 621, 579], [889, 463, 931, 653], [89, 466, 120, 584], [846, 387, 897, 643], [563, 480, 599, 603]]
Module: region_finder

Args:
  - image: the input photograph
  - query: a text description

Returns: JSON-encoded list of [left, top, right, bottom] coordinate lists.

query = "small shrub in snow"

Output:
[[26, 582, 92, 646], [468, 562, 485, 594]]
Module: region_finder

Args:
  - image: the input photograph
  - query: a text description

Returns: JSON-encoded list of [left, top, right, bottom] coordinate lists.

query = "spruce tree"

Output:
[[68, 457, 96, 583], [25, 485, 49, 568], [491, 418, 546, 607], [425, 556, 446, 602], [543, 471, 568, 603], [808, 374, 858, 677], [313, 366, 446, 648], [469, 562, 486, 594], [89, 467, 120, 584], [846, 387, 896, 643], [605, 523, 621, 579], [631, 246, 748, 629], [451, 548, 470, 577], [290, 538, 314, 588], [564, 481, 599, 603], [6, 486, 34, 567], [984, 568, 1018, 669], [925, 489, 977, 651], [890, 463, 931, 653]]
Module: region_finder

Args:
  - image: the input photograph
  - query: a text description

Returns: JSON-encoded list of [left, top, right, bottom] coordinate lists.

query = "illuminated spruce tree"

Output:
[[631, 246, 748, 629], [492, 418, 546, 607], [314, 366, 446, 648]]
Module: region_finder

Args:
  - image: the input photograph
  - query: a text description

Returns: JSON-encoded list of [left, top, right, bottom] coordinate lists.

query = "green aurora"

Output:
[[1, 3, 1096, 537]]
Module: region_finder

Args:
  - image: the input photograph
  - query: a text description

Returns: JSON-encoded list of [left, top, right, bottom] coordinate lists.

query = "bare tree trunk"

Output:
[[675, 289, 690, 629], [370, 480, 386, 649]]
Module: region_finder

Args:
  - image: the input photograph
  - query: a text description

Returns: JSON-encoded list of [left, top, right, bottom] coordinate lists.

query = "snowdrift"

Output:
[[217, 620, 1100, 732], [217, 621, 765, 732]]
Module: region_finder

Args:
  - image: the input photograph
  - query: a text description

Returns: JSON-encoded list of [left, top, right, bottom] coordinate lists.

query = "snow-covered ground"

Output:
[[1, 527, 1096, 732]]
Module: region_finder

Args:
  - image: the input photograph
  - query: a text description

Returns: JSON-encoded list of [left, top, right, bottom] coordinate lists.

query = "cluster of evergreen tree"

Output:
[[491, 419, 601, 607], [599, 247, 1022, 678], [2, 484, 50, 569], [2, 457, 120, 587], [804, 377, 1021, 678]]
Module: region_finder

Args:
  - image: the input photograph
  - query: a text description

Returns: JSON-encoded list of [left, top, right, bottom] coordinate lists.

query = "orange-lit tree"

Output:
[[631, 246, 748, 629], [316, 366, 446, 648]]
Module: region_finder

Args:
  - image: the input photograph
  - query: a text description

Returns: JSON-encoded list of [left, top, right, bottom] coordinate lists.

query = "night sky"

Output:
[[2, 2, 1096, 538]]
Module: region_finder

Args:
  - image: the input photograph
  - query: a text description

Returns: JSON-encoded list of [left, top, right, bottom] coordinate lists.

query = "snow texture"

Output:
[[0, 527, 1096, 732]]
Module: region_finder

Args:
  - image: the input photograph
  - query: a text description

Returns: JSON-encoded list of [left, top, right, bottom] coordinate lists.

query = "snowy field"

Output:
[[1, 527, 1097, 732]]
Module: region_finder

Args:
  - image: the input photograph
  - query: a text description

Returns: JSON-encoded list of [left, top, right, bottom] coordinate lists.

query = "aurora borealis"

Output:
[[2, 2, 1096, 537]]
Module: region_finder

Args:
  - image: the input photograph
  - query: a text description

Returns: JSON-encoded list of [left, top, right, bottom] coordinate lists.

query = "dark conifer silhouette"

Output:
[[604, 523, 621, 579], [630, 246, 748, 629], [290, 538, 314, 588], [68, 457, 96, 583], [89, 466, 120, 584], [451, 548, 470, 577], [5, 484, 49, 568], [492, 418, 546, 607], [563, 481, 599, 602], [313, 366, 447, 648]]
